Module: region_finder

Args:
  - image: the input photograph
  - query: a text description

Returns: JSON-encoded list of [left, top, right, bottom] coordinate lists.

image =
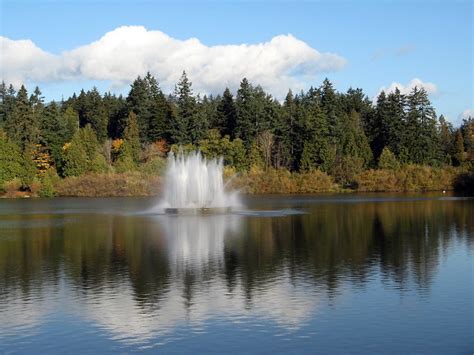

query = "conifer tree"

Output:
[[127, 76, 150, 142], [453, 129, 466, 166], [123, 112, 141, 163], [40, 101, 68, 165], [404, 87, 441, 165], [6, 85, 37, 150], [171, 71, 201, 144], [216, 88, 237, 137], [62, 105, 79, 142], [378, 147, 400, 169], [235, 78, 255, 146], [0, 130, 23, 185]]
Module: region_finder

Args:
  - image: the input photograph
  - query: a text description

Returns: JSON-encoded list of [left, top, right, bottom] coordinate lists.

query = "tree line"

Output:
[[0, 72, 472, 191]]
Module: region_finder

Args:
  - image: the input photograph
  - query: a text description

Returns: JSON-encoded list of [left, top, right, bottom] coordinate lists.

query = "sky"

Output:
[[0, 0, 472, 125]]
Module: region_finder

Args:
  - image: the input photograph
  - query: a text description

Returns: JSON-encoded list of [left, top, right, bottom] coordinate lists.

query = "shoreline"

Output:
[[1, 165, 472, 199]]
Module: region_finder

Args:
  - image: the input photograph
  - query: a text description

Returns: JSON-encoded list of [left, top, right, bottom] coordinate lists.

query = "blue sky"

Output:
[[1, 0, 472, 125]]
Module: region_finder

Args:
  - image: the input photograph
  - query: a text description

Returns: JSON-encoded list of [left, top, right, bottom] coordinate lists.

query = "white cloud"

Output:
[[376, 78, 438, 99], [459, 108, 474, 120], [0, 26, 347, 98]]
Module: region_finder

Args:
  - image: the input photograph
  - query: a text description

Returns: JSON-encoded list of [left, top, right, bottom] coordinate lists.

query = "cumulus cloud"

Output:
[[459, 108, 474, 120], [0, 26, 346, 97], [375, 78, 438, 100]]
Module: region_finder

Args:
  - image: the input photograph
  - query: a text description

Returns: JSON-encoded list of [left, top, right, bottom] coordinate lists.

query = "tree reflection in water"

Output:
[[0, 196, 472, 344]]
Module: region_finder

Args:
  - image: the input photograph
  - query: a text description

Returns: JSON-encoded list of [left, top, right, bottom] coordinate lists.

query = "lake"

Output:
[[0, 194, 472, 354]]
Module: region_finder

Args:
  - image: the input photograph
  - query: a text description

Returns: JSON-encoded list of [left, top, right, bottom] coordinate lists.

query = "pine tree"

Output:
[[104, 92, 128, 139], [171, 71, 201, 144], [460, 117, 473, 162], [275, 90, 297, 170], [123, 112, 141, 163], [0, 83, 16, 129], [62, 105, 79, 142], [378, 147, 400, 169], [40, 101, 68, 166], [404, 87, 441, 165], [385, 88, 406, 158], [320, 78, 340, 140], [235, 78, 255, 146], [298, 95, 333, 172], [127, 76, 150, 142], [340, 110, 373, 168], [0, 130, 23, 185], [216, 88, 237, 137], [453, 129, 466, 166], [438, 115, 453, 164], [62, 140, 88, 177], [5, 85, 38, 150]]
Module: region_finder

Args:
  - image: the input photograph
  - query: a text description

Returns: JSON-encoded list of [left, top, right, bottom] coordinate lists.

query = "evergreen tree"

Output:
[[368, 91, 389, 160], [147, 87, 170, 142], [438, 115, 453, 164], [385, 88, 406, 158], [0, 130, 23, 185], [62, 105, 79, 142], [378, 147, 400, 169], [460, 117, 473, 162], [171, 71, 203, 144], [123, 112, 141, 163], [340, 110, 373, 168], [404, 87, 441, 165], [5, 85, 38, 150], [40, 101, 68, 166], [127, 76, 150, 142], [298, 95, 333, 171], [453, 129, 466, 166], [62, 141, 88, 177], [320, 78, 340, 140], [216, 88, 237, 137], [77, 124, 100, 162], [104, 92, 128, 139], [275, 90, 297, 170], [235, 78, 255, 145]]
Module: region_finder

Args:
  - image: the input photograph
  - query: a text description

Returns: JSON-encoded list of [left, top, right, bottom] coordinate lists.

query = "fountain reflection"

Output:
[[0, 196, 472, 349], [64, 214, 320, 344]]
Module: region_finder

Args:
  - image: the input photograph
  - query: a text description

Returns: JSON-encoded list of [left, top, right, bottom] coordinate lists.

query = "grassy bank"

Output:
[[1, 165, 472, 198]]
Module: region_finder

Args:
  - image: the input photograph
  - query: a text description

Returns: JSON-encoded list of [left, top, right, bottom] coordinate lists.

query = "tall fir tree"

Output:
[[123, 111, 141, 163], [216, 88, 237, 137], [40, 101, 68, 166], [235, 78, 255, 146], [6, 85, 37, 151]]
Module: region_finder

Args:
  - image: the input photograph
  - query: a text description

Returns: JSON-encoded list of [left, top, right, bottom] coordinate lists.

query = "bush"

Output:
[[230, 168, 335, 194], [90, 153, 109, 173], [139, 156, 166, 175], [39, 168, 60, 197], [356, 165, 460, 192], [1, 178, 22, 196], [55, 172, 160, 197]]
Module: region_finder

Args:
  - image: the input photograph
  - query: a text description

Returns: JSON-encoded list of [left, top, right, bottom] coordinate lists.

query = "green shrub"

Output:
[[378, 147, 400, 170], [39, 168, 60, 197], [0, 131, 24, 186], [139, 156, 166, 175]]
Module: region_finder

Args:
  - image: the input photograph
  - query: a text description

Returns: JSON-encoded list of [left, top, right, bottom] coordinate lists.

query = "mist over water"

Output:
[[160, 152, 240, 210]]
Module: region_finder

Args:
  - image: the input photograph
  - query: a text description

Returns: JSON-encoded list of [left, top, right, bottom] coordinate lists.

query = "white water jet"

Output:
[[160, 151, 240, 211]]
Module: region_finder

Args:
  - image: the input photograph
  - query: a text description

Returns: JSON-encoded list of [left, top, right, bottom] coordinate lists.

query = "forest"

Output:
[[0, 72, 473, 197]]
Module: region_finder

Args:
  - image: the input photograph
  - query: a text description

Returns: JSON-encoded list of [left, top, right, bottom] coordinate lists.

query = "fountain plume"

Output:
[[161, 151, 239, 211]]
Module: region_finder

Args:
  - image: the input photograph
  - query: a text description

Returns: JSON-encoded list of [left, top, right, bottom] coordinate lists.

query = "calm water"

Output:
[[0, 194, 473, 354]]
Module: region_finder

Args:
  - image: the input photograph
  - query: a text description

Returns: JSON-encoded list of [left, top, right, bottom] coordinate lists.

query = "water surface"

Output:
[[0, 194, 472, 353]]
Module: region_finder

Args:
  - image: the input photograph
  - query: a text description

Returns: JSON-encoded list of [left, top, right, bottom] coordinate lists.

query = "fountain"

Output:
[[160, 151, 239, 214]]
